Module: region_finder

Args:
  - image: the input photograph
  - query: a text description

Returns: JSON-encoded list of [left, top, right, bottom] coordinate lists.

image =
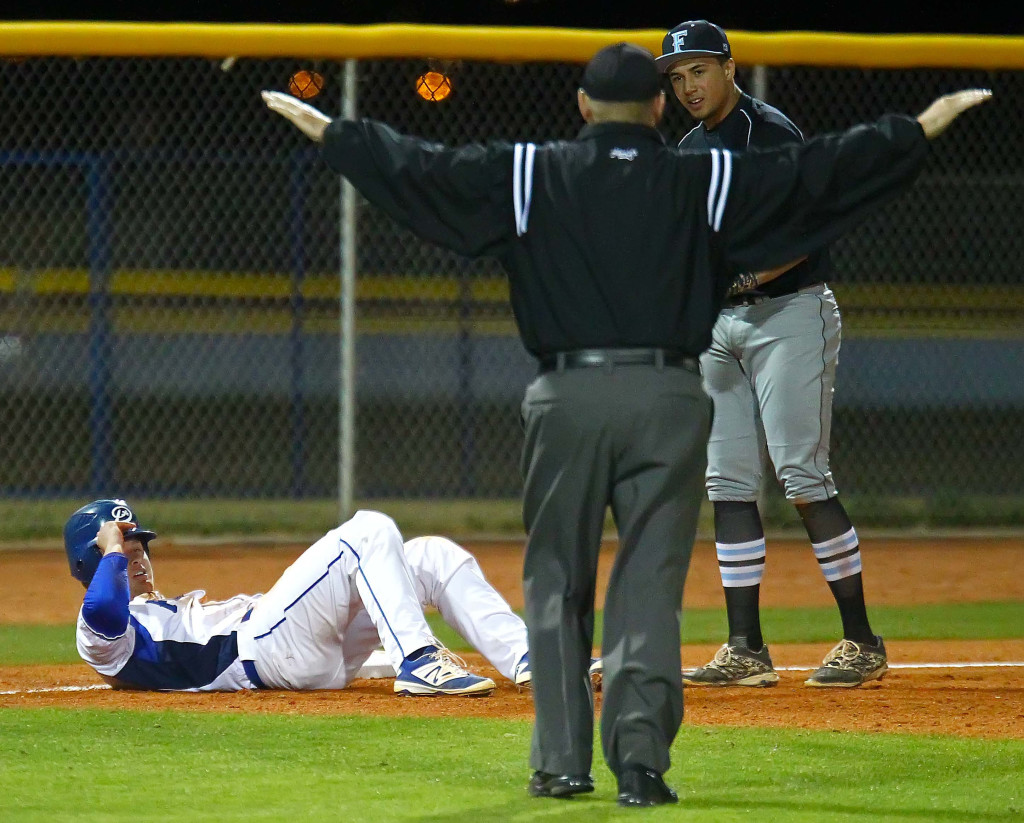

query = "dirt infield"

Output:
[[3, 535, 1024, 738]]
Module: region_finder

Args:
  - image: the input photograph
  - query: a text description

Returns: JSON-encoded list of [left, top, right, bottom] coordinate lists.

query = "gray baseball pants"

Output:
[[520, 363, 710, 777], [702, 284, 842, 503]]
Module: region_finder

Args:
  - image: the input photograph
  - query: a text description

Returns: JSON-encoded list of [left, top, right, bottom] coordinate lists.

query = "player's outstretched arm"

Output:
[[916, 89, 992, 139], [262, 90, 333, 143]]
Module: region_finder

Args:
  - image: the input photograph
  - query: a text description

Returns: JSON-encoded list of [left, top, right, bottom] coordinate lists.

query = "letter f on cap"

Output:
[[671, 30, 688, 52]]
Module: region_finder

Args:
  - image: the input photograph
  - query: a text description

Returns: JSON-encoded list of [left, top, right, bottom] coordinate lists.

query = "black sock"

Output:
[[827, 574, 876, 645], [725, 587, 763, 650], [796, 498, 875, 645], [715, 501, 765, 650]]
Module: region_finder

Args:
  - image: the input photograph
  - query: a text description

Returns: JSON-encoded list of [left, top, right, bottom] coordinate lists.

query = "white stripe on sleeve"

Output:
[[712, 149, 732, 232], [707, 149, 721, 227], [513, 143, 524, 236], [519, 143, 536, 236]]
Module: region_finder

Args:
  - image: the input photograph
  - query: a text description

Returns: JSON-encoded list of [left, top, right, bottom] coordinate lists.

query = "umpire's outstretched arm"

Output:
[[711, 90, 992, 274], [262, 88, 990, 270]]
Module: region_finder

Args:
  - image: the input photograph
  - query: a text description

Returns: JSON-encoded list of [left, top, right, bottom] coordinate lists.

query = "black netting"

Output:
[[0, 55, 1020, 509]]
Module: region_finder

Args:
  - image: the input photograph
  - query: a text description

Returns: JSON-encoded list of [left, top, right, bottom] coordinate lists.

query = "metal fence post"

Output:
[[751, 64, 768, 102], [289, 150, 309, 497], [457, 270, 475, 496], [339, 58, 358, 520], [86, 155, 112, 493]]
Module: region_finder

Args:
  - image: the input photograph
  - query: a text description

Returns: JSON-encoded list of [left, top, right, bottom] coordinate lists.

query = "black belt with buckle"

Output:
[[724, 285, 813, 308], [725, 292, 773, 307], [538, 348, 700, 374]]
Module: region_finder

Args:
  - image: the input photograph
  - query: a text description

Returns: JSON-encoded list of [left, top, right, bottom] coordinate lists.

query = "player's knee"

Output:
[[348, 509, 402, 542], [404, 535, 472, 570], [778, 471, 835, 503], [403, 536, 476, 603], [706, 475, 761, 500]]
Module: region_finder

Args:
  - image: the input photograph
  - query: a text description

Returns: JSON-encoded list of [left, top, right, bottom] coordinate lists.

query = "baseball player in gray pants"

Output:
[[658, 20, 887, 687]]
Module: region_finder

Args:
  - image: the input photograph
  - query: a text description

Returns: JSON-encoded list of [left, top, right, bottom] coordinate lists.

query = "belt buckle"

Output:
[[735, 294, 766, 307]]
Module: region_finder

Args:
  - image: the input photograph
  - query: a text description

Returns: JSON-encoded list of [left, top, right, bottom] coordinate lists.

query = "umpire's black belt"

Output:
[[539, 348, 700, 374]]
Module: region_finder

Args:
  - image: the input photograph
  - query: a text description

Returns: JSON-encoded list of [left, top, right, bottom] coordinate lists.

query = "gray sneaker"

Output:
[[805, 637, 888, 688], [683, 642, 779, 687]]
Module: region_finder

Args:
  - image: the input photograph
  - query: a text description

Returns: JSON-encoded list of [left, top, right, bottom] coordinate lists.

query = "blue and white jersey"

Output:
[[76, 553, 260, 691]]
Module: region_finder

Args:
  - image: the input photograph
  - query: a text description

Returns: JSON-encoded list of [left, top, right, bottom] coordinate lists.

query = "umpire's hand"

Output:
[[262, 90, 333, 143], [916, 89, 992, 139]]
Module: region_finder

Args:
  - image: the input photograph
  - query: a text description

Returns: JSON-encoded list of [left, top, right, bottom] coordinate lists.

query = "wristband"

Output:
[[727, 272, 759, 297]]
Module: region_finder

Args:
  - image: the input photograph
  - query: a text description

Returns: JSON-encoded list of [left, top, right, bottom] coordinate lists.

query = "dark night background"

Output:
[[1, 1, 1021, 35]]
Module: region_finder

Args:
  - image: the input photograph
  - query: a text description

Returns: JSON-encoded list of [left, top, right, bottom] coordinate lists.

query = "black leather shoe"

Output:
[[527, 770, 595, 798], [616, 765, 678, 807]]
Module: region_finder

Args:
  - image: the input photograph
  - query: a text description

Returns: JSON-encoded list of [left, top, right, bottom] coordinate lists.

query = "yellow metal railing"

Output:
[[0, 22, 1021, 68], [1, 269, 1020, 338]]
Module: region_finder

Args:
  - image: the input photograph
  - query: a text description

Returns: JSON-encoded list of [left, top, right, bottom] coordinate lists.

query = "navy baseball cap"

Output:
[[656, 20, 732, 72], [580, 42, 662, 102]]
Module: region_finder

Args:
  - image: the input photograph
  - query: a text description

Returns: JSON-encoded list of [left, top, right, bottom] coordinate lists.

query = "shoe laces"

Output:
[[822, 639, 863, 666], [430, 646, 472, 676], [710, 643, 736, 668]]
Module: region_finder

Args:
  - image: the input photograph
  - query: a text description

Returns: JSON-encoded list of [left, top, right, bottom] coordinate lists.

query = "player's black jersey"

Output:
[[320, 113, 928, 358], [678, 91, 832, 299]]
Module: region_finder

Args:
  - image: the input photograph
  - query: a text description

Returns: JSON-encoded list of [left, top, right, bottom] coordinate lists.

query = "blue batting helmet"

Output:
[[64, 499, 157, 587]]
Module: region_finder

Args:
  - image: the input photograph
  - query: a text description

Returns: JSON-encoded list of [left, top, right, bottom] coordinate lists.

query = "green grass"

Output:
[[0, 498, 532, 543], [679, 601, 1024, 646], [5, 601, 1024, 667], [0, 625, 79, 666], [0, 709, 1021, 821], [4, 496, 1024, 544]]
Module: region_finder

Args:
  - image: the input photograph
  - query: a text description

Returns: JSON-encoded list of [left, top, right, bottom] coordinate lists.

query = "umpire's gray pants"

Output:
[[520, 364, 710, 777]]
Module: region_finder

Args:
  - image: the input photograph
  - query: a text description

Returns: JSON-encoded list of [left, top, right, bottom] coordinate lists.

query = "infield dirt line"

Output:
[[5, 660, 1024, 696], [773, 661, 1024, 671]]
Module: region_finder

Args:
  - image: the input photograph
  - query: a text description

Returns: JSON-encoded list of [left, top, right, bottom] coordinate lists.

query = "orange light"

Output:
[[288, 69, 324, 100], [415, 71, 452, 102]]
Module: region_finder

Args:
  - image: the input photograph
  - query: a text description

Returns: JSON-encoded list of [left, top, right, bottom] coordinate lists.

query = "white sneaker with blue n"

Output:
[[395, 645, 495, 696]]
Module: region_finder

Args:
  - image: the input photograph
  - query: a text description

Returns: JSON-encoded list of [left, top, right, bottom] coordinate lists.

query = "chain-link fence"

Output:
[[0, 50, 1021, 516]]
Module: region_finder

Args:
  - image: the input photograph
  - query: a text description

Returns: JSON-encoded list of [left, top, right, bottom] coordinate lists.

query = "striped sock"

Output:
[[812, 527, 862, 582], [717, 537, 767, 588]]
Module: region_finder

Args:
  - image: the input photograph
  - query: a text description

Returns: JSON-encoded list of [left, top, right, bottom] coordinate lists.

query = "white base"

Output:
[[354, 649, 395, 679]]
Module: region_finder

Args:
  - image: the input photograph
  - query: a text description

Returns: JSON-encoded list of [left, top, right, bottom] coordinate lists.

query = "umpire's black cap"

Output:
[[580, 42, 662, 102], [656, 20, 732, 72]]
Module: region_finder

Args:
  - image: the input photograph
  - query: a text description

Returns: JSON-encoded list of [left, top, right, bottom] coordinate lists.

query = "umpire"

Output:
[[263, 45, 989, 806]]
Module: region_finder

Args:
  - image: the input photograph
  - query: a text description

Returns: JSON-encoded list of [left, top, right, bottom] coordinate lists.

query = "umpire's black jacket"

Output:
[[320, 113, 929, 359]]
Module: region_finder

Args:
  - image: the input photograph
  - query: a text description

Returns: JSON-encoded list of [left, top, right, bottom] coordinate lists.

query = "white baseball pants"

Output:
[[236, 510, 527, 689]]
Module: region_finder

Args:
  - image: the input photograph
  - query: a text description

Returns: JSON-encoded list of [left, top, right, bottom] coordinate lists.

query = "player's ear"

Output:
[[724, 58, 736, 81], [578, 89, 595, 124], [652, 91, 667, 125]]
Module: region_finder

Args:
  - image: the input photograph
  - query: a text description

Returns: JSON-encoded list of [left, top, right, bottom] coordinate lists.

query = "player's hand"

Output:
[[726, 271, 759, 297], [262, 90, 333, 143], [916, 89, 992, 139], [96, 520, 135, 555]]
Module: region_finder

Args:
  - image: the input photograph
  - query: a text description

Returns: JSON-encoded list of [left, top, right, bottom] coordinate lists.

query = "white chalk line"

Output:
[[1, 684, 111, 695], [3, 661, 1024, 696], [778, 661, 1024, 672]]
